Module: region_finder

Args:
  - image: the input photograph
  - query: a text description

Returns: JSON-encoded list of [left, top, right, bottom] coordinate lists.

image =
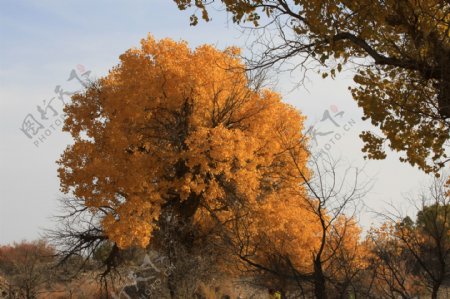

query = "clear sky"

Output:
[[0, 0, 430, 244]]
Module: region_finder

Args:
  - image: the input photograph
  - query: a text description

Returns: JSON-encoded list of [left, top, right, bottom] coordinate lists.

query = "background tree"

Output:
[[368, 223, 426, 299], [174, 0, 450, 173], [370, 175, 450, 299], [0, 240, 55, 299]]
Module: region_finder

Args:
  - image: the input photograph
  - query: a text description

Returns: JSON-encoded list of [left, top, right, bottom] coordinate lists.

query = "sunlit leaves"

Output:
[[58, 35, 309, 249], [174, 0, 450, 173]]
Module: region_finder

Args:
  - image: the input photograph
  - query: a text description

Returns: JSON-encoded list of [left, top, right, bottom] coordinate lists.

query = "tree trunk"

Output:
[[167, 272, 176, 299], [438, 75, 450, 119], [313, 259, 327, 299], [431, 284, 440, 299], [166, 232, 178, 299]]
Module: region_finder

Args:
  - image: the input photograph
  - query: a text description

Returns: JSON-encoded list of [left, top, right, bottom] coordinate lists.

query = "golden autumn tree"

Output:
[[231, 193, 323, 295], [57, 35, 309, 254], [226, 153, 369, 299], [234, 203, 369, 298], [174, 0, 450, 173], [324, 216, 371, 297]]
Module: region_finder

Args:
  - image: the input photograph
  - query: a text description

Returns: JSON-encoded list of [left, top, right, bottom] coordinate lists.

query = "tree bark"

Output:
[[431, 284, 440, 299], [313, 259, 327, 299]]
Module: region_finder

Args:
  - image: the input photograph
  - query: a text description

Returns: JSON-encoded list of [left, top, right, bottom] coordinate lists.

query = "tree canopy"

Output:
[[57, 35, 309, 249], [174, 0, 450, 173]]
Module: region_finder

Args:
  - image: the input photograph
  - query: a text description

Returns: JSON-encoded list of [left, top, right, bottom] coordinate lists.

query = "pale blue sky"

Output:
[[0, 0, 429, 244]]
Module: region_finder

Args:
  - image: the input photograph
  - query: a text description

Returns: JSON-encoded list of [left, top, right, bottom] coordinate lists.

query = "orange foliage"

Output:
[[58, 35, 309, 249]]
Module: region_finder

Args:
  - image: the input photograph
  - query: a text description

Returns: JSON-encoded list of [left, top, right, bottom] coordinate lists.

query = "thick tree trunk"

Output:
[[438, 75, 450, 119], [431, 284, 440, 299], [167, 273, 176, 299], [313, 259, 327, 299], [167, 241, 177, 299], [159, 192, 201, 299]]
